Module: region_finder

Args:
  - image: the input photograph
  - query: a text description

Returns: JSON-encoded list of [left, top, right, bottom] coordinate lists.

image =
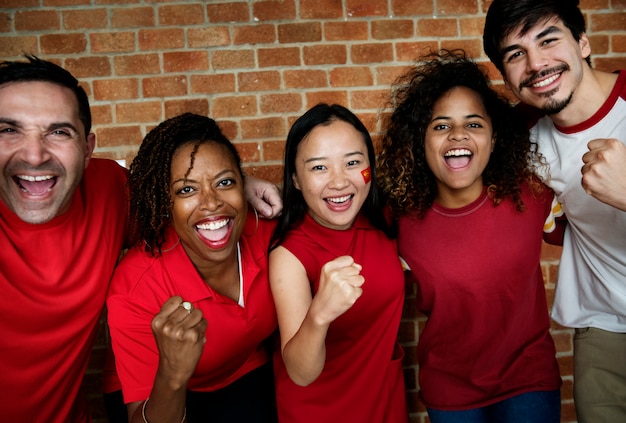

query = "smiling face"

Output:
[[425, 86, 495, 208], [293, 119, 371, 230], [169, 142, 247, 269], [0, 81, 95, 224], [499, 17, 591, 115]]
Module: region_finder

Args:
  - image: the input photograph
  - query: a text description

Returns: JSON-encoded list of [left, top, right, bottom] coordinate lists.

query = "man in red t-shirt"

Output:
[[0, 56, 282, 423]]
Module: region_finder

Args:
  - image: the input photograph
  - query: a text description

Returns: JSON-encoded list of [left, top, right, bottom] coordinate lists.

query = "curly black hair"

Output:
[[128, 112, 244, 255], [378, 50, 542, 219]]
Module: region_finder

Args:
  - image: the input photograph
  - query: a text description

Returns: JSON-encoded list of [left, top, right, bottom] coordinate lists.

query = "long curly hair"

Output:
[[128, 112, 243, 255], [378, 50, 542, 219]]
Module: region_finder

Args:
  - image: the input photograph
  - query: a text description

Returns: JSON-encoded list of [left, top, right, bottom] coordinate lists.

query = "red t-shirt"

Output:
[[0, 159, 128, 422], [398, 184, 562, 410], [107, 212, 277, 404], [274, 213, 408, 422]]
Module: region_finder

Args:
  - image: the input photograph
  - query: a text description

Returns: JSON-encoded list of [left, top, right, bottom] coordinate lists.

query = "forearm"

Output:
[[281, 309, 330, 386], [129, 373, 187, 423]]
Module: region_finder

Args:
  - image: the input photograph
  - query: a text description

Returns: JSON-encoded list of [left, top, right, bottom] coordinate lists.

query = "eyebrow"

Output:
[[500, 25, 564, 56], [0, 117, 80, 134], [431, 113, 485, 122], [304, 151, 365, 164], [171, 169, 236, 185]]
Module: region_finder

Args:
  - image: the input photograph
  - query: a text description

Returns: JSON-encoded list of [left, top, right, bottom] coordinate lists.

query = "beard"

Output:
[[542, 91, 574, 115]]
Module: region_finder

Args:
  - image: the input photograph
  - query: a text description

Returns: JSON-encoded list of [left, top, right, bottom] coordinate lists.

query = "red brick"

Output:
[[376, 65, 411, 86], [212, 95, 257, 118], [111, 7, 155, 28], [372, 20, 415, 40], [44, 0, 90, 5], [351, 43, 394, 64], [258, 47, 301, 67], [164, 99, 209, 119], [62, 9, 107, 30], [1, 0, 37, 6], [114, 54, 161, 76], [40, 33, 87, 54], [614, 35, 626, 53], [579, 0, 610, 9], [211, 49, 255, 70], [138, 28, 185, 50], [303, 45, 347, 65], [0, 36, 37, 57], [116, 101, 162, 123], [163, 51, 209, 72], [238, 71, 281, 92], [90, 32, 135, 53], [396, 41, 439, 62], [190, 74, 236, 94], [441, 39, 483, 58], [158, 4, 205, 26], [300, 0, 343, 19], [590, 12, 626, 31], [233, 24, 276, 45], [260, 93, 302, 114], [261, 140, 286, 162], [284, 69, 328, 89], [0, 13, 10, 33], [305, 91, 348, 109], [324, 22, 368, 41], [330, 67, 374, 87], [142, 76, 188, 98], [243, 164, 283, 185], [64, 57, 111, 78], [392, 0, 434, 15], [350, 89, 389, 109], [15, 10, 59, 31], [346, 0, 388, 17], [278, 22, 321, 43], [96, 126, 142, 148], [461, 17, 486, 37], [217, 120, 238, 141], [241, 117, 286, 139], [188, 27, 231, 47], [90, 105, 113, 126], [207, 2, 250, 22], [93, 78, 139, 101], [418, 18, 458, 37], [437, 0, 479, 15], [236, 142, 261, 162], [252, 0, 296, 21], [594, 56, 626, 73]]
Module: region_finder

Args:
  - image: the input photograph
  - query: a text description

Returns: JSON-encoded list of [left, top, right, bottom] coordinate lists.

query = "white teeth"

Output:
[[327, 195, 351, 203], [532, 74, 559, 88], [196, 219, 229, 230], [445, 149, 471, 157], [17, 175, 54, 182]]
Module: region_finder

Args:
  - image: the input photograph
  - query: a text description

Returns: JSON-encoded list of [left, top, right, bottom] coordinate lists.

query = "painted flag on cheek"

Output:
[[361, 166, 371, 183]]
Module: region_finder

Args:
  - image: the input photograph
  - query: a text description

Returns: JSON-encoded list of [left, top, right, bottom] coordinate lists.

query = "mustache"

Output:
[[519, 64, 570, 91], [7, 161, 63, 176]]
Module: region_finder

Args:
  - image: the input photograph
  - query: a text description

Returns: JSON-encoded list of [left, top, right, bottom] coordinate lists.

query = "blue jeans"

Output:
[[427, 390, 561, 423]]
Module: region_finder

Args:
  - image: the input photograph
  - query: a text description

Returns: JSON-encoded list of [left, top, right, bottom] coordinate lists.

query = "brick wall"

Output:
[[2, 1, 625, 422]]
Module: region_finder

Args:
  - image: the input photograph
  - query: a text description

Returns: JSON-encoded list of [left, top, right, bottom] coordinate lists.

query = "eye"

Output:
[[176, 186, 195, 195], [217, 178, 235, 188], [505, 50, 524, 63], [467, 122, 483, 129], [433, 124, 449, 131], [541, 37, 558, 47], [311, 164, 326, 171], [0, 126, 16, 134], [346, 159, 361, 167]]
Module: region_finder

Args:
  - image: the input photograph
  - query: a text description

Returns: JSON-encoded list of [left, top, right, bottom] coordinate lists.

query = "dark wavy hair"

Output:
[[270, 103, 393, 250], [0, 55, 92, 136], [483, 0, 589, 74], [129, 112, 244, 255], [378, 50, 542, 219]]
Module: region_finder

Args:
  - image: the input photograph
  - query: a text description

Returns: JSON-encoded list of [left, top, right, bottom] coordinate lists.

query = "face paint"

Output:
[[361, 166, 371, 183]]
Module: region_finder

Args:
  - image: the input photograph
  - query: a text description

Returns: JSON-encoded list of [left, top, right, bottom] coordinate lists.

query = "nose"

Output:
[[448, 127, 468, 142], [525, 47, 548, 72], [199, 187, 223, 211], [328, 166, 349, 190], [17, 134, 51, 166]]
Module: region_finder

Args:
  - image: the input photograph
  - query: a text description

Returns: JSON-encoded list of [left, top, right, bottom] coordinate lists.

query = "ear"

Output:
[[84, 132, 96, 168], [491, 133, 496, 152], [292, 173, 301, 191], [578, 33, 591, 61]]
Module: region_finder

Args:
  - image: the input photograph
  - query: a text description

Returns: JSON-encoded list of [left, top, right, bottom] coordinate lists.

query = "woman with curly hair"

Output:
[[106, 113, 278, 423], [377, 50, 564, 422]]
